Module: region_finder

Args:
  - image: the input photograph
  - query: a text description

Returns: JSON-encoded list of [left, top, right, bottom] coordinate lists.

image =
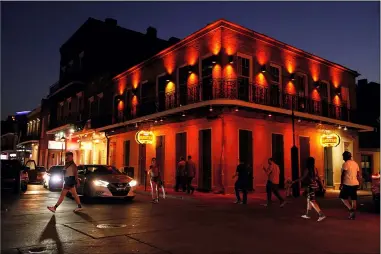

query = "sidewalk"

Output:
[[134, 186, 372, 202]]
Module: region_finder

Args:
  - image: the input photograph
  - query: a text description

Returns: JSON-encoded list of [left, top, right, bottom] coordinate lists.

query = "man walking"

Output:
[[185, 155, 196, 194], [175, 157, 186, 192], [263, 158, 286, 207], [339, 151, 361, 219], [47, 151, 83, 213], [233, 159, 249, 204]]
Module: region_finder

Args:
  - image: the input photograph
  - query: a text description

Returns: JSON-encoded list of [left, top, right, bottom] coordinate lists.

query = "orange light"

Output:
[[283, 51, 296, 74], [165, 81, 175, 93], [255, 73, 268, 87], [132, 71, 141, 89], [187, 73, 199, 86], [132, 95, 138, 106], [285, 81, 296, 95], [118, 77, 126, 95], [223, 64, 236, 79], [117, 101, 124, 111], [320, 133, 341, 147], [311, 89, 320, 101], [135, 130, 155, 145], [185, 43, 199, 66], [256, 42, 270, 66], [330, 68, 342, 88], [333, 95, 341, 106], [207, 29, 221, 55], [223, 29, 237, 55], [309, 61, 320, 82], [163, 53, 176, 74]]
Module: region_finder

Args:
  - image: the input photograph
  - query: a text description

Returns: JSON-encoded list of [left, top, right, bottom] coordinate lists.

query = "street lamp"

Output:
[[291, 96, 300, 197], [60, 137, 66, 165]]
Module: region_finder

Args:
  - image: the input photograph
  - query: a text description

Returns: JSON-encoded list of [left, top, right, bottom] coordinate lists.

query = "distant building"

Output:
[[39, 17, 177, 168], [357, 79, 380, 184]]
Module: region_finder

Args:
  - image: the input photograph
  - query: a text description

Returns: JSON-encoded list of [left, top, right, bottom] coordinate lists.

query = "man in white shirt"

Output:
[[339, 151, 361, 220]]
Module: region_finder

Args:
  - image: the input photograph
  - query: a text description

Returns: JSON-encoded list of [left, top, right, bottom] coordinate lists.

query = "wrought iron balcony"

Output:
[[125, 78, 356, 123]]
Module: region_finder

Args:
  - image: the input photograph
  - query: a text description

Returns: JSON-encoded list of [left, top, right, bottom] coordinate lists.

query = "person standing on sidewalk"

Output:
[[232, 159, 249, 204], [262, 158, 286, 207], [185, 155, 196, 194], [175, 157, 186, 192], [293, 157, 326, 222], [148, 157, 165, 203], [339, 151, 361, 220], [47, 151, 83, 213]]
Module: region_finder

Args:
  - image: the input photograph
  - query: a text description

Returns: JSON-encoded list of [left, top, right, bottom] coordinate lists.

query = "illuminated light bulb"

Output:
[[268, 114, 272, 117], [182, 112, 186, 117], [344, 126, 348, 131], [338, 125, 342, 130], [298, 119, 301, 123], [135, 123, 138, 128], [209, 106, 213, 112], [235, 107, 239, 112], [160, 118, 163, 122], [154, 120, 158, 123]]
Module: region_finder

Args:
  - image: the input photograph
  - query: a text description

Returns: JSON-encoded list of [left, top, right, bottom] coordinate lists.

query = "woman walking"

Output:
[[147, 158, 166, 203], [293, 157, 326, 222]]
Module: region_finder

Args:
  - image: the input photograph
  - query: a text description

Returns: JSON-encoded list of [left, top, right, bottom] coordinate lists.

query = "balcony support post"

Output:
[[291, 96, 300, 197]]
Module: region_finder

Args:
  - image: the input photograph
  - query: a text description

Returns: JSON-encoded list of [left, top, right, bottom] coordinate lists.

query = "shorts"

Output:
[[305, 186, 316, 201], [339, 185, 358, 200], [63, 176, 76, 190]]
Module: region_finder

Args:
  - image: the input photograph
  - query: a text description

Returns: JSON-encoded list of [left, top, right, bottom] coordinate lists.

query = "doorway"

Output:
[[124, 140, 130, 167], [239, 130, 253, 190], [138, 144, 146, 186], [175, 132, 187, 167], [156, 136, 165, 181], [201, 56, 214, 101], [324, 147, 333, 187], [199, 129, 212, 191], [272, 134, 285, 188], [299, 137, 310, 173]]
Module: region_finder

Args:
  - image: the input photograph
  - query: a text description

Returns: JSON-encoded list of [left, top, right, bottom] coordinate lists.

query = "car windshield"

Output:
[[86, 165, 122, 175], [48, 166, 64, 174]]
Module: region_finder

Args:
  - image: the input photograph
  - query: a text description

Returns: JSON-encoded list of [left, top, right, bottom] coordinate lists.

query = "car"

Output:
[[43, 165, 65, 191], [24, 160, 47, 184], [371, 173, 380, 213], [36, 166, 47, 184], [1, 159, 28, 193], [75, 165, 137, 200]]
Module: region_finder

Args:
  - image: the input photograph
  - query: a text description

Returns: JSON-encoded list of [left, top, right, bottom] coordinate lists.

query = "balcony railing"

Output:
[[126, 78, 355, 123]]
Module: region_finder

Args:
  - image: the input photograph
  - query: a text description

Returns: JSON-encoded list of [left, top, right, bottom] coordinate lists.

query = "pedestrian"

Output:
[[262, 158, 286, 207], [47, 151, 83, 213], [147, 157, 165, 203], [293, 157, 326, 222], [185, 155, 196, 194], [175, 157, 186, 192], [339, 151, 360, 220], [232, 159, 249, 204]]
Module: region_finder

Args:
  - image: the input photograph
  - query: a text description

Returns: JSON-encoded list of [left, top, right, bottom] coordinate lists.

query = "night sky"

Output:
[[1, 1, 380, 119]]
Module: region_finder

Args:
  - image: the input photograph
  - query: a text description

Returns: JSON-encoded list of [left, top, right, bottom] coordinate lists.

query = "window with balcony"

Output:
[[178, 66, 189, 106], [237, 56, 250, 101], [269, 64, 281, 106], [341, 86, 349, 108], [201, 56, 215, 101], [269, 65, 280, 85], [141, 81, 157, 116]]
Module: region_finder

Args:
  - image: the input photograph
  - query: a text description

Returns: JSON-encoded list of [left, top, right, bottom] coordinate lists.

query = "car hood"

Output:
[[92, 174, 133, 183]]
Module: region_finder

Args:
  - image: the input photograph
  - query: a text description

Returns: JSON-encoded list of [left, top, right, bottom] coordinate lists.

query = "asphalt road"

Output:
[[1, 185, 380, 254]]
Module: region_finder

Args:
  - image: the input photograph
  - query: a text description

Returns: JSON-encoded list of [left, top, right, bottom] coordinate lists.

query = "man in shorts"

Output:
[[47, 151, 83, 213], [339, 151, 361, 220]]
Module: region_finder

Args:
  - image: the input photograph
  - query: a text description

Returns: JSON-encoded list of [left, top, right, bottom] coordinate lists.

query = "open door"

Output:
[[25, 160, 37, 183]]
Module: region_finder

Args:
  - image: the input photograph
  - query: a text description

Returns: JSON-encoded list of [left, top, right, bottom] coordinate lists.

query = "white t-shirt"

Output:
[[342, 160, 360, 186]]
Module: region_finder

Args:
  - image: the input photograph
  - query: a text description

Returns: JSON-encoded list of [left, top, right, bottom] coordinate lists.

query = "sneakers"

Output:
[[73, 207, 83, 213], [47, 206, 56, 213], [280, 201, 286, 208], [349, 210, 356, 220], [317, 215, 326, 222], [234, 200, 242, 204], [301, 214, 311, 219], [151, 199, 159, 203]]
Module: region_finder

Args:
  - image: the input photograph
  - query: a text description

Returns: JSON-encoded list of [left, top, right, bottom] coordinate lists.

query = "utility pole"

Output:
[[291, 96, 300, 197]]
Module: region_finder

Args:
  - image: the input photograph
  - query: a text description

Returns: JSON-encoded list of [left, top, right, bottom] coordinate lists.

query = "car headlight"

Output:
[[51, 175, 62, 182], [93, 180, 109, 187], [129, 180, 137, 187]]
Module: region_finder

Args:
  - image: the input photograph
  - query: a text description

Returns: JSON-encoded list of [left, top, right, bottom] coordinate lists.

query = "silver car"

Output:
[[76, 165, 137, 200]]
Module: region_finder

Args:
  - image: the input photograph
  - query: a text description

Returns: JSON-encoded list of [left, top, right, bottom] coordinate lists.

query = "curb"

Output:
[[135, 190, 195, 201]]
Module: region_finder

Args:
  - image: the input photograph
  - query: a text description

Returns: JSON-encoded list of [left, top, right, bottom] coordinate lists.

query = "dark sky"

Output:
[[1, 1, 380, 119]]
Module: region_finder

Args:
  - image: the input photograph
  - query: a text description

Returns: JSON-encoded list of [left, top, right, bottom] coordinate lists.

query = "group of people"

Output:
[[233, 151, 361, 222], [146, 155, 197, 203], [48, 150, 361, 223]]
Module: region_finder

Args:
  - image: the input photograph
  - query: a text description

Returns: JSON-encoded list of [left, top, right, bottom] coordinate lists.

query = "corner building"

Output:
[[100, 19, 373, 193]]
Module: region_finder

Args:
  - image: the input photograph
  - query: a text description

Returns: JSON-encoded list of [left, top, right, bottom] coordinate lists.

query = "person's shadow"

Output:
[[39, 215, 63, 254]]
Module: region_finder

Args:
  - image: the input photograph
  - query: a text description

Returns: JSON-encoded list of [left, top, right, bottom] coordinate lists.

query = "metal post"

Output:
[[291, 96, 300, 197]]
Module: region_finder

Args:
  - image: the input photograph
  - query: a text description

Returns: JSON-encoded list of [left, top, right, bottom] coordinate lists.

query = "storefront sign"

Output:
[[135, 131, 155, 145], [66, 141, 79, 150], [48, 141, 65, 150], [320, 133, 340, 147]]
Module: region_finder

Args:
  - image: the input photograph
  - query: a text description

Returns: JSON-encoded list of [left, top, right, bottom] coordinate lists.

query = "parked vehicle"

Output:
[[24, 160, 46, 184], [75, 165, 137, 200], [43, 165, 64, 191], [36, 166, 47, 184], [371, 173, 380, 213], [1, 160, 28, 193]]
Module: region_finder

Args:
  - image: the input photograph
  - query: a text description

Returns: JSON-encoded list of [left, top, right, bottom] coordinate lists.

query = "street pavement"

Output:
[[1, 184, 380, 254]]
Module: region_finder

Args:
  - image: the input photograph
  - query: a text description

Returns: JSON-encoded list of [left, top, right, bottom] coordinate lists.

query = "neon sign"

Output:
[[135, 131, 155, 145], [320, 133, 341, 147]]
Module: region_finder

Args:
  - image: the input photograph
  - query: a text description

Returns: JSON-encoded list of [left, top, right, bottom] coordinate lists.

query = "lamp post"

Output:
[[291, 96, 300, 197], [60, 137, 66, 165]]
